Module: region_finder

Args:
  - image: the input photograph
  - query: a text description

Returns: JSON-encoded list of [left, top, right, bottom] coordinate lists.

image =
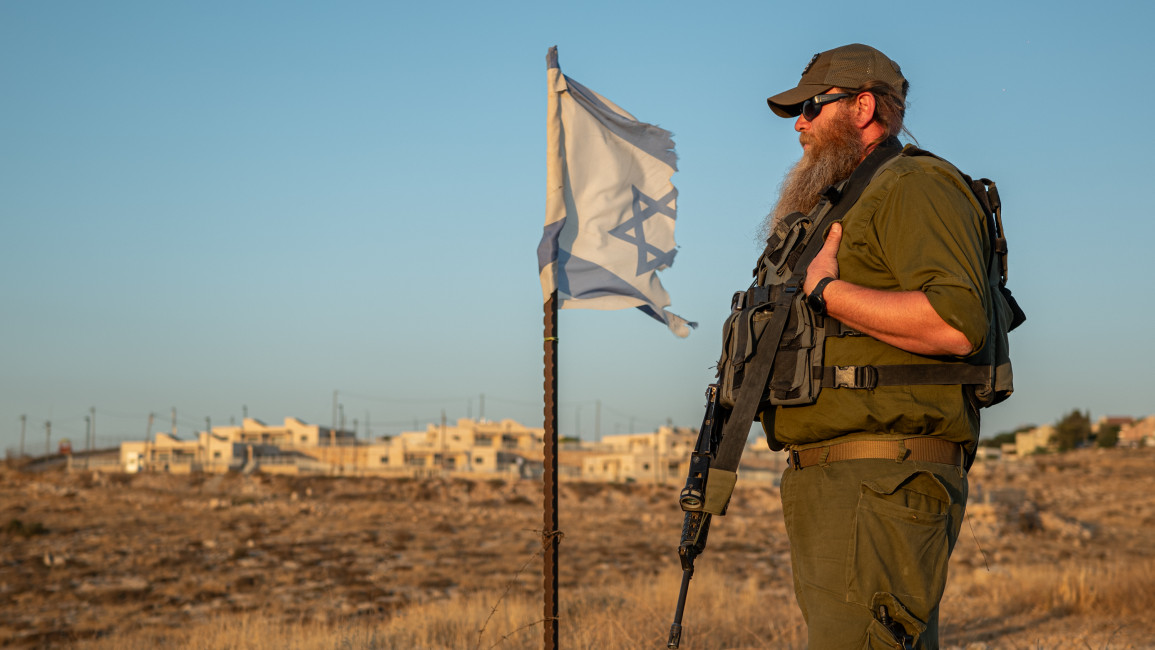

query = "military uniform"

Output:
[[767, 152, 990, 649], [759, 43, 993, 649]]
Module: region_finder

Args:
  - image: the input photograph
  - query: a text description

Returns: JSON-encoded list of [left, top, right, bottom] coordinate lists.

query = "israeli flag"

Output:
[[539, 47, 695, 337]]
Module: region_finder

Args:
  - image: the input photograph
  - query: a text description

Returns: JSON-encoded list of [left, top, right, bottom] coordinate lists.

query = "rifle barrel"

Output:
[[667, 568, 693, 648]]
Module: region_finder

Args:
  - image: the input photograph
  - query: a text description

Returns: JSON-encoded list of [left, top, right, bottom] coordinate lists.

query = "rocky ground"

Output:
[[2, 447, 1154, 648]]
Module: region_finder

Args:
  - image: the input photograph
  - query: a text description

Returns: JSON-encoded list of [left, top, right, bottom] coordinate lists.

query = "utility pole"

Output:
[[85, 415, 91, 456], [440, 409, 447, 472], [595, 400, 601, 443], [339, 404, 346, 473], [480, 393, 485, 421], [172, 407, 177, 437], [20, 415, 26, 458], [331, 390, 338, 448], [45, 420, 51, 456], [204, 416, 212, 469], [89, 407, 96, 451], [146, 413, 154, 471]]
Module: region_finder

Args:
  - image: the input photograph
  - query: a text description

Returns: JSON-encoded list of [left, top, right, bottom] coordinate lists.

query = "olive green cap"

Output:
[[767, 44, 906, 118]]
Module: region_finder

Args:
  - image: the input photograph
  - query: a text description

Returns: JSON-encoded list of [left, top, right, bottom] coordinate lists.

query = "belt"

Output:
[[787, 437, 963, 470]]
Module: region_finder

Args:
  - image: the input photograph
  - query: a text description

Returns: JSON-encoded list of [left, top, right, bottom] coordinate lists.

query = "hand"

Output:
[[804, 222, 842, 295]]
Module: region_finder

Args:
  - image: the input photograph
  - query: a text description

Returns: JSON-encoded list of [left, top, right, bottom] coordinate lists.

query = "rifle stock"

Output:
[[668, 384, 726, 649]]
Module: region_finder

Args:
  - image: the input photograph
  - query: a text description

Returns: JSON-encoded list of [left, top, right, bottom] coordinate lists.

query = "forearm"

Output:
[[821, 280, 974, 357]]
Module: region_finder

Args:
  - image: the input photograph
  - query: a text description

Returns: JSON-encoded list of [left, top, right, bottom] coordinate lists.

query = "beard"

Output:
[[757, 106, 866, 243]]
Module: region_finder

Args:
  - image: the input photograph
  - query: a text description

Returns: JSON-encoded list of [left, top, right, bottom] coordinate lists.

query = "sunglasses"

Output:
[[800, 93, 852, 121]]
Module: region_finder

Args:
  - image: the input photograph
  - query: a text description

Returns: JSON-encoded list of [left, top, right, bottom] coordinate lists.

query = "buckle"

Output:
[[832, 365, 878, 390], [731, 291, 746, 311]]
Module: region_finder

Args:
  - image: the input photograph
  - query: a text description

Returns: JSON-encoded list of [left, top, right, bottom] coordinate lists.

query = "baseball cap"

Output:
[[767, 44, 906, 118]]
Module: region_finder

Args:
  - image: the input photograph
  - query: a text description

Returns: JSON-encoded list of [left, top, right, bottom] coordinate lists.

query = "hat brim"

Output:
[[767, 82, 835, 118]]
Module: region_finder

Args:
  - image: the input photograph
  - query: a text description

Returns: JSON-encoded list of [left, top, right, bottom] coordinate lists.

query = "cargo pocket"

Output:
[[861, 592, 925, 649], [846, 470, 953, 617]]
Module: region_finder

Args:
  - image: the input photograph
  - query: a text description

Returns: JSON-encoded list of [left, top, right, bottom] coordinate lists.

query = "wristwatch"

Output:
[[806, 277, 836, 316]]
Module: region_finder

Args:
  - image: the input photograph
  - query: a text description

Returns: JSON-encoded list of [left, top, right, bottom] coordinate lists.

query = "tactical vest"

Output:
[[714, 141, 1023, 457]]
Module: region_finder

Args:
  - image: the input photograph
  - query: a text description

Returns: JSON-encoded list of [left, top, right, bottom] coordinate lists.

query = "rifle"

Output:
[[667, 384, 727, 649]]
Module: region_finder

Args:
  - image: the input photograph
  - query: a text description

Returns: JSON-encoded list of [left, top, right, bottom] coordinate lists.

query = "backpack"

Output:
[[903, 147, 1026, 407]]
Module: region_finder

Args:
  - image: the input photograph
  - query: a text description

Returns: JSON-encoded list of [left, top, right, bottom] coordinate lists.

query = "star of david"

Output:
[[608, 185, 677, 276]]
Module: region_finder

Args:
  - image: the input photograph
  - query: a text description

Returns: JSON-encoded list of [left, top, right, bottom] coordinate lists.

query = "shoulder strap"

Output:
[[709, 138, 905, 480]]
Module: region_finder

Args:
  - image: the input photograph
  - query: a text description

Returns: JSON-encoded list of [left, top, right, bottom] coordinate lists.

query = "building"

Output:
[[361, 418, 545, 478], [120, 417, 346, 474], [577, 426, 696, 483], [1118, 416, 1155, 447], [113, 415, 802, 482], [1015, 425, 1055, 457], [116, 416, 546, 478]]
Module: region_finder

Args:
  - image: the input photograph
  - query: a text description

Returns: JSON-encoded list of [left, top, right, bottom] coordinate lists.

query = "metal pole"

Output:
[[146, 413, 154, 470], [543, 292, 560, 649], [543, 46, 564, 649], [440, 410, 447, 472], [89, 407, 96, 451], [331, 390, 338, 448], [596, 399, 601, 443]]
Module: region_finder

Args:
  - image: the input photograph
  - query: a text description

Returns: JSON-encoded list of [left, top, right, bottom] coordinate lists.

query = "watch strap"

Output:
[[808, 277, 836, 315]]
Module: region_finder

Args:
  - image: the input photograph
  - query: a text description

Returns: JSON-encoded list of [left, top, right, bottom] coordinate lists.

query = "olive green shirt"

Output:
[[765, 152, 991, 452]]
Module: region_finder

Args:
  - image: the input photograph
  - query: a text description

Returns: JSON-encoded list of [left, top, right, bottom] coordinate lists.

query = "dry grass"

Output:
[[78, 558, 1155, 649], [946, 558, 1155, 621], [76, 568, 804, 650]]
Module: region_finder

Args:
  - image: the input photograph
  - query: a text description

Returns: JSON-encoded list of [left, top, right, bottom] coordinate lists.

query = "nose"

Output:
[[795, 114, 810, 132]]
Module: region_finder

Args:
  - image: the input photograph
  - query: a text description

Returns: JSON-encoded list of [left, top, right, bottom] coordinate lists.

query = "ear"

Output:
[[849, 92, 876, 128]]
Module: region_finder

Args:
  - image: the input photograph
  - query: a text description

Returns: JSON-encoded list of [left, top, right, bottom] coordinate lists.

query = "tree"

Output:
[[980, 431, 1018, 448], [1052, 409, 1092, 452], [1097, 424, 1120, 448]]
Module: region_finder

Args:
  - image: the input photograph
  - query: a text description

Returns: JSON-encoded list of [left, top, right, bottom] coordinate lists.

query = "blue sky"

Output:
[[3, 1, 1152, 452]]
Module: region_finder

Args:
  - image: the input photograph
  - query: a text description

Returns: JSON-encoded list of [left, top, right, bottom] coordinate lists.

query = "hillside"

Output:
[[2, 448, 1154, 648]]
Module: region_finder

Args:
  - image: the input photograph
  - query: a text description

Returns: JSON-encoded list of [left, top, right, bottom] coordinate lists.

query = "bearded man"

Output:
[[759, 44, 992, 649]]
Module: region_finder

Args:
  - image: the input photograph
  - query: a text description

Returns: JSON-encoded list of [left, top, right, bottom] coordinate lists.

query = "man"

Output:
[[761, 44, 991, 649]]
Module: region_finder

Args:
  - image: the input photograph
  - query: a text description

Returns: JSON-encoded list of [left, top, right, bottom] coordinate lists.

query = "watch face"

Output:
[[807, 292, 824, 315]]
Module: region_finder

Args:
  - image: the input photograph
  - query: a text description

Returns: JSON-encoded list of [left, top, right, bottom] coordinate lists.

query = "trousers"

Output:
[[780, 457, 967, 649]]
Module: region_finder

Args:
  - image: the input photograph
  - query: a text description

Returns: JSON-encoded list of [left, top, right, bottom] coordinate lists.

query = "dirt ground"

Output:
[[2, 447, 1154, 648]]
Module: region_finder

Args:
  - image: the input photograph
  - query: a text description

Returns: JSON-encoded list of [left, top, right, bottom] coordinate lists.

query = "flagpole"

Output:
[[542, 45, 563, 650], [542, 293, 560, 650]]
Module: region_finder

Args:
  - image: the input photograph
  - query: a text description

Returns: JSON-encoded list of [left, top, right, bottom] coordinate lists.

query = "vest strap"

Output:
[[818, 363, 991, 389]]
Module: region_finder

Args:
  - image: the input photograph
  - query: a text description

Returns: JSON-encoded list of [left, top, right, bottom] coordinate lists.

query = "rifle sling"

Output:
[[712, 139, 904, 475]]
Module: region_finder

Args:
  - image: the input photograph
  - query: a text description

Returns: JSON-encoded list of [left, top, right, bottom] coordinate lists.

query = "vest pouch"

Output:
[[715, 285, 826, 410], [767, 288, 825, 406], [970, 284, 1020, 407], [716, 295, 768, 410]]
